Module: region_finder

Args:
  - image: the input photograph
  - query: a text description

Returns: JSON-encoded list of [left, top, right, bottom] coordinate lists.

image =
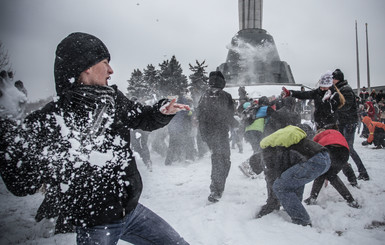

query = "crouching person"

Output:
[[304, 129, 360, 208], [361, 116, 385, 149], [258, 125, 331, 226]]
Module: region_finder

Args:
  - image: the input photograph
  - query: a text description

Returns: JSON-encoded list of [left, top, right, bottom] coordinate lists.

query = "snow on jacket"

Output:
[[0, 84, 173, 227], [313, 129, 349, 150], [362, 116, 385, 144], [290, 86, 340, 129], [197, 87, 235, 143], [334, 80, 358, 125]]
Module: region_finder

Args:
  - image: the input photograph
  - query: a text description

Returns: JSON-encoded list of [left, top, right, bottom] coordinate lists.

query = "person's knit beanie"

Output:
[[54, 32, 111, 96], [318, 71, 333, 87], [332, 69, 344, 82], [208, 71, 226, 89]]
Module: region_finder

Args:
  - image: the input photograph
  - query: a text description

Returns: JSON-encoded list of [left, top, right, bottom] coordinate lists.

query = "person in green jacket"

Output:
[[257, 125, 331, 226]]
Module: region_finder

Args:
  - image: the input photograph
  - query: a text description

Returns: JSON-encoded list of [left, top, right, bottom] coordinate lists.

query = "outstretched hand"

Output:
[[160, 98, 190, 115], [281, 87, 290, 98], [0, 70, 28, 120]]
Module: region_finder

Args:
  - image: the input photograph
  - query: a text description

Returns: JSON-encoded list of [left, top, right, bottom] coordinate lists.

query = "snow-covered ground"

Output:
[[1, 130, 384, 245]]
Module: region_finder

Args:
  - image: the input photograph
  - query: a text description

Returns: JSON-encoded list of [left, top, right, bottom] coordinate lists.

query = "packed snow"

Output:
[[0, 128, 384, 245]]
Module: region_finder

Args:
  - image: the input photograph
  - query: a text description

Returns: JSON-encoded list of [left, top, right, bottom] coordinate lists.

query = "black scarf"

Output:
[[64, 85, 116, 146]]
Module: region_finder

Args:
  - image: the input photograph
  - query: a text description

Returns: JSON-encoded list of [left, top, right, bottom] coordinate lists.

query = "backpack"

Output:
[[243, 105, 269, 133], [197, 88, 232, 124]]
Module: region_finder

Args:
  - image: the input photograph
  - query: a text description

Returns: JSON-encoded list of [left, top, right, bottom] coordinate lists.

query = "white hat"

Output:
[[318, 71, 333, 88]]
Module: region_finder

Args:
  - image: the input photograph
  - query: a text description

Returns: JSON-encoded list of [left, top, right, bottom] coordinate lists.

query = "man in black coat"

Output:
[[197, 71, 235, 203], [0, 32, 190, 244], [332, 69, 370, 181]]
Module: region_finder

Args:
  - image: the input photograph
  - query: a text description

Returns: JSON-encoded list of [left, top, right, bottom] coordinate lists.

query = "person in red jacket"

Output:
[[304, 129, 360, 208], [361, 116, 385, 149], [365, 100, 375, 120]]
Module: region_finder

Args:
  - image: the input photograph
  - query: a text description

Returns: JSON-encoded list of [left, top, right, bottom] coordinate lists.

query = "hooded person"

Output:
[[361, 116, 385, 148], [257, 125, 331, 226], [0, 32, 190, 244], [197, 70, 236, 202]]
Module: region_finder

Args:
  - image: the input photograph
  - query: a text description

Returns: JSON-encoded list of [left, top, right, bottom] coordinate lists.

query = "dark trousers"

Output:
[[339, 123, 368, 175], [373, 127, 385, 147], [131, 130, 151, 164], [205, 130, 231, 195], [244, 130, 263, 153], [308, 147, 355, 202]]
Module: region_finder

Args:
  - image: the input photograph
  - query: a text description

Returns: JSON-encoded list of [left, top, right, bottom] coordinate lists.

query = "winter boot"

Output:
[[238, 160, 257, 179], [292, 218, 312, 227], [144, 160, 153, 172], [347, 200, 361, 209], [256, 203, 280, 218], [208, 192, 222, 203], [357, 172, 370, 181], [304, 197, 317, 205]]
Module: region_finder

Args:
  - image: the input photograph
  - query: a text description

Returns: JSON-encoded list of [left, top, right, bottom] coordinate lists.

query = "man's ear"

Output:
[[83, 67, 92, 74], [77, 69, 90, 84]]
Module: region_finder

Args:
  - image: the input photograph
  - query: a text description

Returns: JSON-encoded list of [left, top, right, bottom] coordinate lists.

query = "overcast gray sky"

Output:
[[1, 0, 384, 101]]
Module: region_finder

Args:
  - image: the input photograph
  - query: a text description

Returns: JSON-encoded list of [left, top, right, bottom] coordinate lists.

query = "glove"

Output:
[[361, 140, 369, 146], [0, 70, 28, 120], [322, 90, 332, 102], [281, 87, 290, 98]]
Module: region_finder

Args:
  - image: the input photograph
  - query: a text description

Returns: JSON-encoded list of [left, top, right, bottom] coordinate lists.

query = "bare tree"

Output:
[[0, 41, 11, 72]]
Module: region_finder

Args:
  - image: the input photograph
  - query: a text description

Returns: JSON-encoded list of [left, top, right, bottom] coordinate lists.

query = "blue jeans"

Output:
[[273, 151, 331, 225], [76, 203, 189, 245], [339, 123, 368, 174]]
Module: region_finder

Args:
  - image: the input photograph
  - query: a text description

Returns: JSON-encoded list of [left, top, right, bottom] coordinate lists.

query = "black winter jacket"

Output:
[[263, 97, 301, 137], [0, 85, 173, 227], [197, 87, 235, 142], [262, 138, 326, 183], [291, 87, 340, 129], [334, 80, 358, 125]]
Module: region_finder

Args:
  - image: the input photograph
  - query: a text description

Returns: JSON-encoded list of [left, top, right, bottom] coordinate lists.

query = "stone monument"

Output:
[[218, 0, 295, 85]]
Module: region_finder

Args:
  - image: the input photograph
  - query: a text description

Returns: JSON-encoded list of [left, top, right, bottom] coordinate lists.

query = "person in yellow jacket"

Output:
[[361, 116, 385, 149], [257, 125, 331, 226]]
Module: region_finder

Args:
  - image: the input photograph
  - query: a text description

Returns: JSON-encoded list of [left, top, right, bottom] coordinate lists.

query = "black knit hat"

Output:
[[258, 96, 269, 106], [208, 71, 226, 89], [332, 69, 344, 82], [54, 32, 111, 96]]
